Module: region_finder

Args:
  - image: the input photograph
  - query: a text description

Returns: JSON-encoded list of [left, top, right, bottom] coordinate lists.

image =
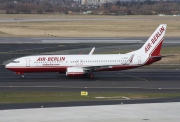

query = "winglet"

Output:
[[124, 54, 134, 65], [89, 47, 95, 55]]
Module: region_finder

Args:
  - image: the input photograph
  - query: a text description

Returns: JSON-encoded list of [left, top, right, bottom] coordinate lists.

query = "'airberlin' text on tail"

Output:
[[145, 26, 165, 53]]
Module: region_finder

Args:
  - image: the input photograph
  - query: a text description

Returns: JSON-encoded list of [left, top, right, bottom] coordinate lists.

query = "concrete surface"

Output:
[[0, 102, 180, 122]]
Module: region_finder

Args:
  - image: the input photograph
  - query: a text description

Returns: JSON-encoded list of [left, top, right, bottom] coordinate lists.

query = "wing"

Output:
[[83, 65, 113, 71], [82, 54, 134, 71]]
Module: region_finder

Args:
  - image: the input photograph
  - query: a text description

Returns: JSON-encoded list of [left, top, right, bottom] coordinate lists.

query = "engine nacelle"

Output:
[[66, 67, 84, 77]]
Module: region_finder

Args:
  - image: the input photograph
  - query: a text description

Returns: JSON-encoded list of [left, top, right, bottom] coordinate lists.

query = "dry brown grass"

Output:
[[156, 46, 180, 64], [0, 14, 180, 37]]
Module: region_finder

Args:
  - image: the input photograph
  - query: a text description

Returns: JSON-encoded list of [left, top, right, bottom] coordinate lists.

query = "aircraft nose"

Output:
[[5, 63, 11, 68]]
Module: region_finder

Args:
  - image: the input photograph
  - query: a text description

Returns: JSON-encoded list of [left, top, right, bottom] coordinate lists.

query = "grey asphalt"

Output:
[[0, 37, 179, 44], [1, 66, 180, 92], [1, 66, 180, 110], [1, 17, 180, 23], [1, 43, 180, 93]]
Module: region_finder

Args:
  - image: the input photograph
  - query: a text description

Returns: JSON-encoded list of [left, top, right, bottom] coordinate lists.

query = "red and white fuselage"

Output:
[[5, 24, 167, 77]]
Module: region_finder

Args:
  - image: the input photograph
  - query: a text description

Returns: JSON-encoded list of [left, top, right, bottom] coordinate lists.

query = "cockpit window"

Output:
[[12, 61, 20, 63]]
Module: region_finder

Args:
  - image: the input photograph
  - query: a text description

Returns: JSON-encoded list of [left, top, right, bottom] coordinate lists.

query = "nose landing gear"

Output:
[[15, 72, 25, 78], [21, 75, 25, 78]]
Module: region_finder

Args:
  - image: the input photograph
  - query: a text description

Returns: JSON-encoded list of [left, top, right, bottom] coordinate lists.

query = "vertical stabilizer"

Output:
[[139, 24, 167, 56]]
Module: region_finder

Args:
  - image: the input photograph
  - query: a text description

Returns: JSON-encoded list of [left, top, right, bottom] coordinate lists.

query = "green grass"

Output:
[[0, 31, 6, 34], [0, 92, 180, 104]]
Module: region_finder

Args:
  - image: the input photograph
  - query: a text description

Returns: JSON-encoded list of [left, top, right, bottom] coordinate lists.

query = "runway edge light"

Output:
[[81, 91, 88, 96]]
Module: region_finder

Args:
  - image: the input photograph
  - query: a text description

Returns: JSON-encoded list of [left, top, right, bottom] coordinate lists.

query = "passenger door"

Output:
[[25, 58, 30, 67]]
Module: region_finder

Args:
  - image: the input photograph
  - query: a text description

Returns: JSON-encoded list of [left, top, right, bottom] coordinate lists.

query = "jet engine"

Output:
[[66, 67, 84, 77]]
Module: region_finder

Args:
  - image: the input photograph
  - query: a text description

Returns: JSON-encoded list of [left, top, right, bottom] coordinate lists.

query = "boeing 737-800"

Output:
[[6, 24, 167, 78]]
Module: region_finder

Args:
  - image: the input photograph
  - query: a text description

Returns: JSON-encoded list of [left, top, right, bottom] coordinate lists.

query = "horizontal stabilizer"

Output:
[[150, 54, 177, 59]]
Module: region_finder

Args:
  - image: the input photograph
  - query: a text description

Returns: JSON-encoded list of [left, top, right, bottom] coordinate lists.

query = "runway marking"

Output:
[[1, 86, 180, 90], [0, 86, 141, 88], [41, 40, 142, 43], [122, 96, 130, 99], [95, 96, 130, 99], [118, 73, 148, 82]]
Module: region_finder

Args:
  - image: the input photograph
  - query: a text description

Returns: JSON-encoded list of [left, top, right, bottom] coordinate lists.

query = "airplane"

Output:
[[5, 24, 167, 78]]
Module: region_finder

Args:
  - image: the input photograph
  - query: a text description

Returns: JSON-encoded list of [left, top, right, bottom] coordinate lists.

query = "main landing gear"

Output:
[[89, 73, 94, 78], [84, 72, 94, 78]]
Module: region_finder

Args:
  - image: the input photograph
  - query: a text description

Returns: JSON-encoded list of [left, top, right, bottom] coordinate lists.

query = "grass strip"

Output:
[[0, 15, 180, 37], [0, 92, 180, 104], [0, 31, 6, 34]]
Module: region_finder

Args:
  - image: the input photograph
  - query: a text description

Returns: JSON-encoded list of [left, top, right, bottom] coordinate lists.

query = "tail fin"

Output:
[[139, 24, 167, 56]]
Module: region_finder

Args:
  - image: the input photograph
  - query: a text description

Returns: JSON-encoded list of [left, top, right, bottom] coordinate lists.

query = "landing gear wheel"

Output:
[[21, 75, 25, 78], [89, 73, 94, 78]]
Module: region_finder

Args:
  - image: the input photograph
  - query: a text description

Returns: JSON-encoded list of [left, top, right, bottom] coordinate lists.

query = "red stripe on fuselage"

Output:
[[6, 65, 140, 73], [6, 66, 67, 73]]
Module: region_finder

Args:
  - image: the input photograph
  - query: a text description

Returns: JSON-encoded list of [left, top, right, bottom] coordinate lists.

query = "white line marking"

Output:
[[118, 73, 148, 82]]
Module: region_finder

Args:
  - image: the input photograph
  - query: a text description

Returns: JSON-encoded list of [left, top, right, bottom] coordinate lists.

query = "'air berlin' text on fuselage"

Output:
[[37, 57, 65, 61], [145, 26, 165, 53]]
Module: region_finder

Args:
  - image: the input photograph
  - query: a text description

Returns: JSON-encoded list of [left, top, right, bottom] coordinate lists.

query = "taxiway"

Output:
[[0, 40, 180, 110]]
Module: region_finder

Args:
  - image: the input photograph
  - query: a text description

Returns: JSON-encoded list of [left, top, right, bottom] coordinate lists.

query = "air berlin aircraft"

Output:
[[6, 24, 167, 78]]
